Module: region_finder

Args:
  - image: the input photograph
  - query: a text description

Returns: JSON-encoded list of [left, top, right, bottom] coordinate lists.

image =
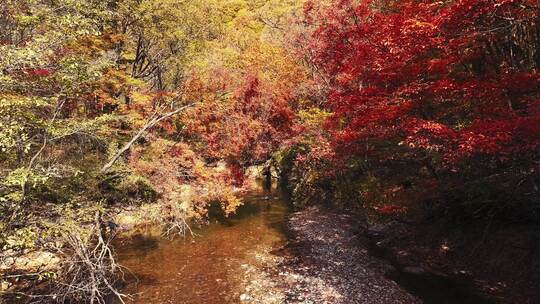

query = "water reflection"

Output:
[[112, 183, 289, 304]]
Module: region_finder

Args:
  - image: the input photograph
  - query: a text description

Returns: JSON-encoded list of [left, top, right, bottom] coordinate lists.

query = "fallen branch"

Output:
[[101, 103, 196, 173], [2, 213, 130, 304], [53, 212, 129, 304]]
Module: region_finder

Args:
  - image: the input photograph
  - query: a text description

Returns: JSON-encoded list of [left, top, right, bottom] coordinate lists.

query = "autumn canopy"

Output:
[[0, 0, 539, 302]]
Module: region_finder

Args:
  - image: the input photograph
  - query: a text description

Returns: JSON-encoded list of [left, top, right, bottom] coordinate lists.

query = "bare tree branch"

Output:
[[101, 103, 196, 173]]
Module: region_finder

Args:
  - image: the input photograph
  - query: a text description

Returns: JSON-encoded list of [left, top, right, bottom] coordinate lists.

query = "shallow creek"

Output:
[[112, 184, 289, 304], [112, 183, 494, 304]]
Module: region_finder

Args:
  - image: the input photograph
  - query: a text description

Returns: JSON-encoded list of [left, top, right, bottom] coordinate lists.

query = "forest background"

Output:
[[1, 0, 538, 302]]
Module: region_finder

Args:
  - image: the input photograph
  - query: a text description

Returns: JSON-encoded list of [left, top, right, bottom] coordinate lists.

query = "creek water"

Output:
[[112, 183, 289, 304]]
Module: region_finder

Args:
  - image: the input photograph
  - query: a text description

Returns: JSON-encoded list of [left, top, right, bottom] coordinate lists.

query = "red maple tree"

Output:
[[304, 0, 539, 169]]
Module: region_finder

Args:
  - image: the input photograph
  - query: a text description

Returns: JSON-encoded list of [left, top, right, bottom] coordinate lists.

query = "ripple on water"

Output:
[[111, 184, 290, 304]]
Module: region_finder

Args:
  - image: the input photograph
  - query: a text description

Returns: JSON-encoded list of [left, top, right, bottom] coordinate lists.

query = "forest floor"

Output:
[[238, 206, 420, 304]]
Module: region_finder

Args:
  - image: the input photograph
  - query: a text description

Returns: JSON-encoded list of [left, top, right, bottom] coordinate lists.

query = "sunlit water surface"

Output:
[[112, 184, 289, 304]]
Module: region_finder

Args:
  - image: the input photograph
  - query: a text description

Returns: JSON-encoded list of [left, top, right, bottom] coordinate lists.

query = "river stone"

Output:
[[1, 280, 11, 291], [0, 251, 60, 273], [402, 266, 427, 275], [240, 293, 253, 301], [379, 263, 398, 276], [115, 214, 139, 229]]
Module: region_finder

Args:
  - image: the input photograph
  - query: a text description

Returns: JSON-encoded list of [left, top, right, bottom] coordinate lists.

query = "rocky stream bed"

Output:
[[238, 206, 421, 304]]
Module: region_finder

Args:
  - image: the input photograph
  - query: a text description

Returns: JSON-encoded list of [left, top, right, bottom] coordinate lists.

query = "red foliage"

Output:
[[374, 204, 407, 216], [304, 0, 540, 166], [183, 70, 297, 165], [228, 162, 245, 187], [27, 68, 52, 77]]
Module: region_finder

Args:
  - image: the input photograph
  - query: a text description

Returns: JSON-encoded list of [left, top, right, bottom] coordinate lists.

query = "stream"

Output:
[[112, 183, 495, 304], [112, 183, 289, 304]]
